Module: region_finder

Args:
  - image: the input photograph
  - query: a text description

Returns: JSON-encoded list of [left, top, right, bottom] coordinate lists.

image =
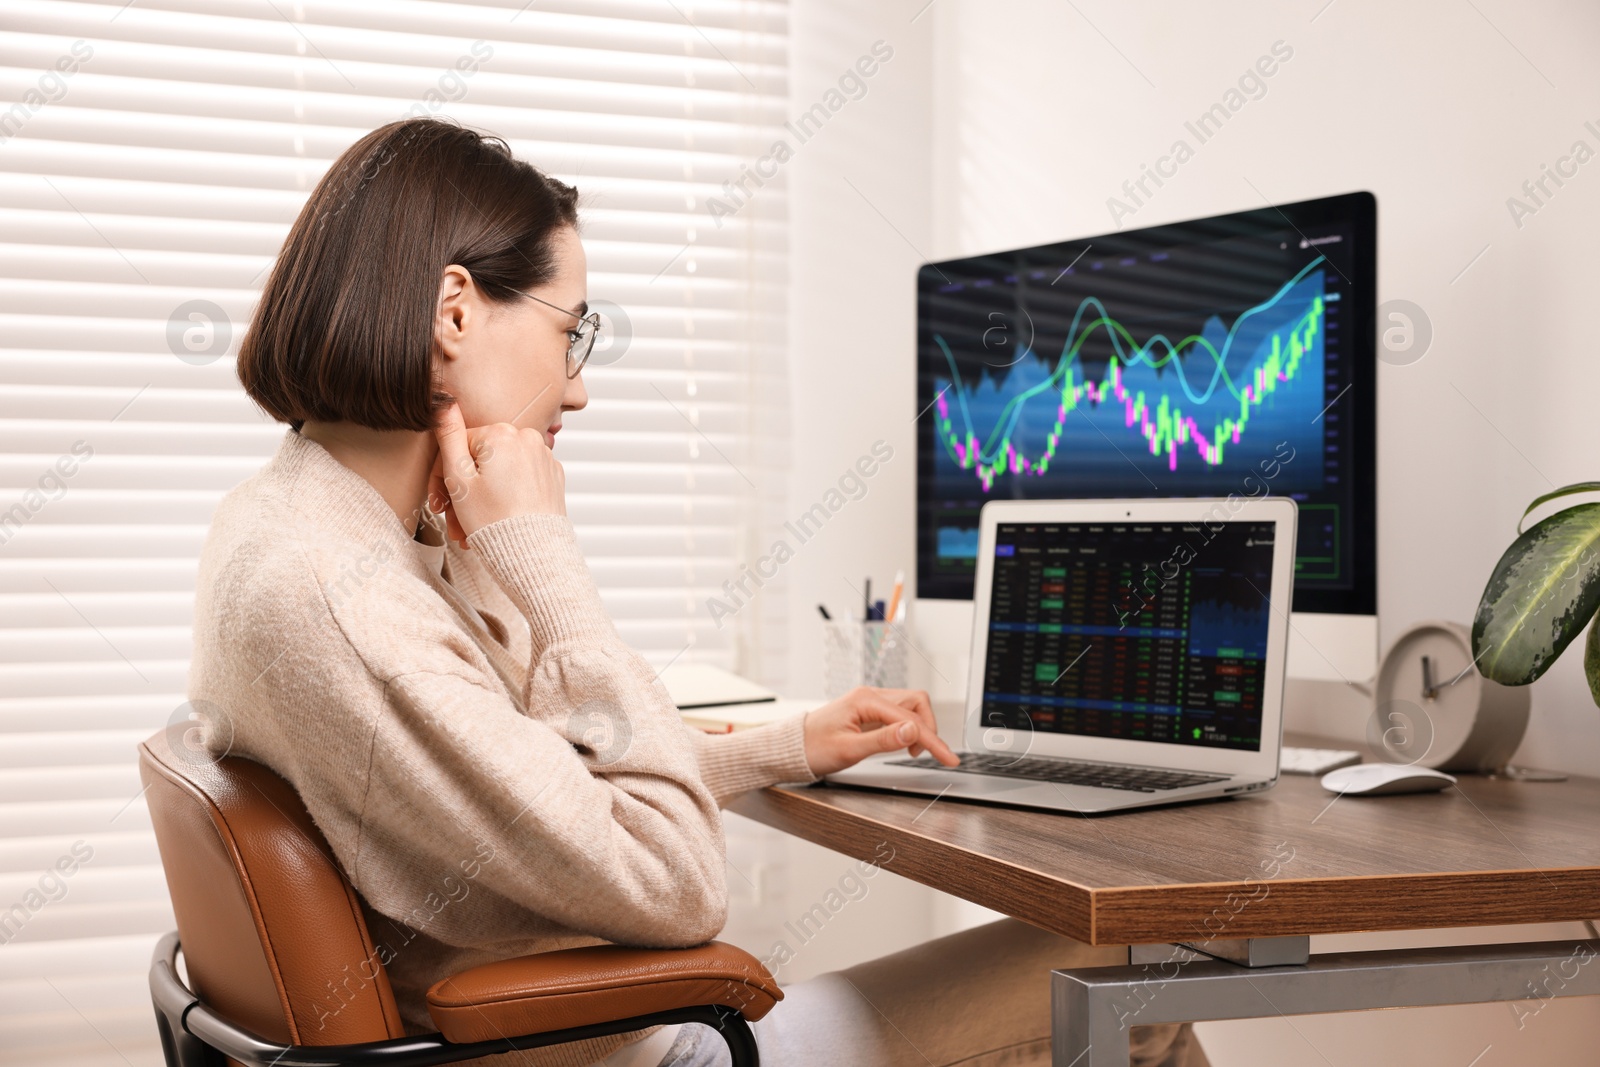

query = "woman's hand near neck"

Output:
[[295, 228, 591, 541], [299, 420, 437, 536]]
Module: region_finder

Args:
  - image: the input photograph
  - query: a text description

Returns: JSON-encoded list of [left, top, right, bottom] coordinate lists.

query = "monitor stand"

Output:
[[1282, 612, 1377, 742]]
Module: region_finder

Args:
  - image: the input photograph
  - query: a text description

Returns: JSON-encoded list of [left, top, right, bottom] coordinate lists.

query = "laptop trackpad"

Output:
[[893, 770, 1036, 794]]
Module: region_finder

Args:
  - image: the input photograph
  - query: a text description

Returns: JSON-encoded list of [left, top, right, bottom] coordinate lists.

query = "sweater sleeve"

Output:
[[343, 514, 734, 951], [688, 714, 819, 807], [468, 513, 821, 807]]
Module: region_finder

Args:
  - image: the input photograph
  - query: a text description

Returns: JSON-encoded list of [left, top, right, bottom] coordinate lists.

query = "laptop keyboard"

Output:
[[885, 752, 1231, 793]]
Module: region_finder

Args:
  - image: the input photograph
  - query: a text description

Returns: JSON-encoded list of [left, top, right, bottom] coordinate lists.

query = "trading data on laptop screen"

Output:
[[982, 520, 1276, 752]]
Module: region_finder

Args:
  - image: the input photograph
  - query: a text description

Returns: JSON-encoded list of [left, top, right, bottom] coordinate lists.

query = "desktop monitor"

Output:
[[915, 191, 1376, 685]]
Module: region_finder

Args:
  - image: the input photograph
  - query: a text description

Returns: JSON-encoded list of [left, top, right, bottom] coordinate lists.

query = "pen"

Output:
[[885, 570, 904, 628], [817, 604, 832, 620], [863, 577, 872, 622]]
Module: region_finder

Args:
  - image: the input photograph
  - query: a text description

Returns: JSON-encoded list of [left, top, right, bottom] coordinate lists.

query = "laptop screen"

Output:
[[983, 519, 1277, 752]]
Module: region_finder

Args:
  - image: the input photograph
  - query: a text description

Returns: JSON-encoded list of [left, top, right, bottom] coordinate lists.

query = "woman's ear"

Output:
[[433, 264, 474, 362]]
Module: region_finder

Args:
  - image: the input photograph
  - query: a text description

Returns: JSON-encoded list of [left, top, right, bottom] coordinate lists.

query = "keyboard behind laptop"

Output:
[[886, 752, 1230, 793]]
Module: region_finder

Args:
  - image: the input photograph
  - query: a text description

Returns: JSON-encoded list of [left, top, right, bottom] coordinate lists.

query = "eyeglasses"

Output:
[[516, 289, 602, 378]]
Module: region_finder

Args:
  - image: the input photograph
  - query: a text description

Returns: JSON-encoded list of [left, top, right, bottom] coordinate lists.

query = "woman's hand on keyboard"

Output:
[[802, 687, 960, 776]]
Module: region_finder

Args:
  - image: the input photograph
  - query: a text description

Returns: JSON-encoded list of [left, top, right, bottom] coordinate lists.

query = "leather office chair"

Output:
[[138, 723, 781, 1067]]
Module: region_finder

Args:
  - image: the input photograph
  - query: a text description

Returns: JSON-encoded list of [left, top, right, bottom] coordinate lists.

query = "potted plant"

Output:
[[1472, 482, 1600, 700]]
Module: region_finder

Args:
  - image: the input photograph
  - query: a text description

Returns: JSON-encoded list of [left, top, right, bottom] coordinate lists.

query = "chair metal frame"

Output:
[[150, 932, 762, 1067]]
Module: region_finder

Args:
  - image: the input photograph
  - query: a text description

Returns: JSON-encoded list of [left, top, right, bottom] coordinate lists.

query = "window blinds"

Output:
[[0, 1, 789, 1061]]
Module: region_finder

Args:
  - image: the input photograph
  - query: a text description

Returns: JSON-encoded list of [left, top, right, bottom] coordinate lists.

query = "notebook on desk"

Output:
[[659, 662, 777, 709], [823, 497, 1297, 814], [680, 699, 820, 734]]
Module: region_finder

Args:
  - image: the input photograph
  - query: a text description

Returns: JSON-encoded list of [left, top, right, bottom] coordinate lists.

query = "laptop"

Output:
[[823, 497, 1297, 814]]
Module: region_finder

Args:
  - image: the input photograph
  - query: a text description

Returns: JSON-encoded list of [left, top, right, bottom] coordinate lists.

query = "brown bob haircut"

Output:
[[239, 118, 579, 432]]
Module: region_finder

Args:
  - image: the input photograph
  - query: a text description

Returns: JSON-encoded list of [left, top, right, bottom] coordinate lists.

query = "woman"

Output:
[[190, 117, 1205, 1067]]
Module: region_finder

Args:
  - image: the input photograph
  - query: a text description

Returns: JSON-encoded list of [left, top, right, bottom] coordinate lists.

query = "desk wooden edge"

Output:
[[728, 784, 1600, 946]]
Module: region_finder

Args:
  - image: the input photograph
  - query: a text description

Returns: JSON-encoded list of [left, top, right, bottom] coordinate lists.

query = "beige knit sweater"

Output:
[[187, 427, 818, 1066]]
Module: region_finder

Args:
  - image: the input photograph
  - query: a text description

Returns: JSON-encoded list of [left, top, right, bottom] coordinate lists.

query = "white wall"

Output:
[[924, 0, 1600, 776], [787, 0, 1600, 776], [782, 0, 933, 695], [772, 0, 1600, 1059], [737, 0, 955, 983]]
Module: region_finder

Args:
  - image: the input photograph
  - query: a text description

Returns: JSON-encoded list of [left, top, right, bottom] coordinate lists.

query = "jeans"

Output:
[[657, 1023, 731, 1067]]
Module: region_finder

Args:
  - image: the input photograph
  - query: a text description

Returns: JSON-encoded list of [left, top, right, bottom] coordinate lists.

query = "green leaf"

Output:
[[1520, 482, 1600, 533], [1586, 610, 1600, 707], [1472, 502, 1600, 685]]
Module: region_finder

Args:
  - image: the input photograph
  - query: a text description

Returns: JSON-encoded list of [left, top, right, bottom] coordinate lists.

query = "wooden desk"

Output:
[[728, 766, 1600, 945], [728, 762, 1600, 1065]]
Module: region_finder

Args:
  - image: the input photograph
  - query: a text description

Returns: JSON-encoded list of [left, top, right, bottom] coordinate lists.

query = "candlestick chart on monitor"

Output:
[[930, 256, 1327, 494], [916, 200, 1373, 610]]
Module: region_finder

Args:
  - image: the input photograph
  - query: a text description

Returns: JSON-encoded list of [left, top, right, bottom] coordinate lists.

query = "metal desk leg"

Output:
[[1056, 973, 1130, 1067], [1052, 938, 1600, 1067]]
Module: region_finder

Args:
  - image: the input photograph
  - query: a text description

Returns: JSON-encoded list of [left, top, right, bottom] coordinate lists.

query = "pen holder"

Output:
[[822, 618, 909, 698]]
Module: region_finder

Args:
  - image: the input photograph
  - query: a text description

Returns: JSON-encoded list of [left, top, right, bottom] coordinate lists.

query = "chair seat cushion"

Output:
[[426, 940, 783, 1044]]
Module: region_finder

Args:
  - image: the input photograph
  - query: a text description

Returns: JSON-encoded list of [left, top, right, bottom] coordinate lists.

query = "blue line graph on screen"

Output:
[[931, 256, 1328, 494]]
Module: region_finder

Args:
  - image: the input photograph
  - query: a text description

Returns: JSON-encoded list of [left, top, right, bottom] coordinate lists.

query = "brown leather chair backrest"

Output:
[[139, 723, 406, 1048]]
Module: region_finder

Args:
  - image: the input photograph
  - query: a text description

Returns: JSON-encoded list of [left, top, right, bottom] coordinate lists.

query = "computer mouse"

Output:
[[1319, 762, 1456, 796]]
